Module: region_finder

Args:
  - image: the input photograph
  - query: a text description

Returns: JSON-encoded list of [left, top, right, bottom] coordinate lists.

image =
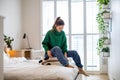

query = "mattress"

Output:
[[4, 60, 82, 80]]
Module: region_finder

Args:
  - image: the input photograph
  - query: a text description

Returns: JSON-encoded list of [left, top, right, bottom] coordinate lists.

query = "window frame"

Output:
[[42, 0, 100, 71]]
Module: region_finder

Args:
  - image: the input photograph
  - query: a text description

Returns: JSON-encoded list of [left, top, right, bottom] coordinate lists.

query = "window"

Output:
[[71, 0, 83, 34], [57, 0, 69, 34], [42, 1, 54, 35], [42, 0, 99, 71]]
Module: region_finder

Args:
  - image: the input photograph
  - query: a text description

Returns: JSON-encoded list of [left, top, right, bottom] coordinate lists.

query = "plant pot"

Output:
[[103, 13, 110, 19], [104, 39, 110, 45], [102, 4, 109, 9], [103, 52, 110, 57], [7, 44, 12, 50], [4, 47, 10, 56]]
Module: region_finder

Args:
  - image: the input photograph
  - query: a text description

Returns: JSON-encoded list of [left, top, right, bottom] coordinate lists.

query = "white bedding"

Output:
[[4, 59, 81, 80]]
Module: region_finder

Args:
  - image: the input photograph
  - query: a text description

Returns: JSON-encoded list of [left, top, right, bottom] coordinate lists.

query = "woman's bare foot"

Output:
[[65, 65, 74, 68], [79, 68, 89, 76]]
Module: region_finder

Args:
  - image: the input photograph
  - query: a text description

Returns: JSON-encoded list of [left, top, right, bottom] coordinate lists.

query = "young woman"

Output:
[[42, 17, 89, 76]]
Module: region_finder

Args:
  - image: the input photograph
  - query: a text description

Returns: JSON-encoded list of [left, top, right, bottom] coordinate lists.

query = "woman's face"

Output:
[[55, 25, 64, 32]]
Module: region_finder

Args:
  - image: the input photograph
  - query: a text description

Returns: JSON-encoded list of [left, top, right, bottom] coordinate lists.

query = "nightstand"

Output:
[[23, 50, 31, 59], [23, 49, 44, 60], [9, 50, 24, 57], [9, 49, 44, 60], [9, 50, 31, 59]]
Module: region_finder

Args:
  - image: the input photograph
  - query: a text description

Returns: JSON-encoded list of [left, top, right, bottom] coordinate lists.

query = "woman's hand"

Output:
[[47, 50, 53, 58], [64, 52, 68, 61]]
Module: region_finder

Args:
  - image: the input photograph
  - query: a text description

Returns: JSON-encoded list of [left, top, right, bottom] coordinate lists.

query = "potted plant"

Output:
[[4, 35, 14, 50], [96, 12, 106, 34], [97, 0, 110, 9], [96, 12, 110, 34], [102, 4, 109, 9], [102, 10, 110, 19], [104, 37, 111, 45], [101, 47, 110, 57], [97, 0, 110, 5], [97, 36, 109, 54]]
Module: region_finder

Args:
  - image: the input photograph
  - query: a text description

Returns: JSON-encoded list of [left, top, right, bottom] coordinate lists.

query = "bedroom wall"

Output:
[[22, 0, 42, 50], [0, 0, 22, 50], [0, 16, 4, 80], [108, 0, 120, 80]]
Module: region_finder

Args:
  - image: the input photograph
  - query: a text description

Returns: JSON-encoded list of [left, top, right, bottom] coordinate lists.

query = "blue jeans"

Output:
[[45, 46, 83, 68]]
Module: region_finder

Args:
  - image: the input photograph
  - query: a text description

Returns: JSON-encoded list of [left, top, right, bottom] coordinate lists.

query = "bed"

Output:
[[3, 52, 82, 80]]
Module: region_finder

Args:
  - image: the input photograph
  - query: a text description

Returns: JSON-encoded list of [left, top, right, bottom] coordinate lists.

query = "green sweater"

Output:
[[42, 29, 67, 54]]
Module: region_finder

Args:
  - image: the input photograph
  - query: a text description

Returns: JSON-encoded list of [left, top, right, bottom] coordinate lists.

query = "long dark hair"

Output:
[[52, 17, 65, 30]]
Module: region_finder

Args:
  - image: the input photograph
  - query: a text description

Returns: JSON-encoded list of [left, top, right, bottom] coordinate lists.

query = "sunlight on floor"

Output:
[[77, 74, 109, 80]]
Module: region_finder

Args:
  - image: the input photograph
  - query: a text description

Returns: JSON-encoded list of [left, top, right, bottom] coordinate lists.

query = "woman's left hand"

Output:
[[64, 52, 69, 61]]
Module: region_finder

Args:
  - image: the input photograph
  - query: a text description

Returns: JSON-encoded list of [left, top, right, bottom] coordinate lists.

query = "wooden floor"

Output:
[[77, 74, 109, 80]]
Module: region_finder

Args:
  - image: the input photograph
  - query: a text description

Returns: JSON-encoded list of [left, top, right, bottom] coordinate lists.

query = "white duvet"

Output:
[[4, 58, 82, 80]]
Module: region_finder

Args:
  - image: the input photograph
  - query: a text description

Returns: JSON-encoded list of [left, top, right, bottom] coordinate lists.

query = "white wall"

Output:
[[108, 0, 120, 80], [22, 0, 42, 50], [0, 16, 4, 80], [0, 0, 22, 50]]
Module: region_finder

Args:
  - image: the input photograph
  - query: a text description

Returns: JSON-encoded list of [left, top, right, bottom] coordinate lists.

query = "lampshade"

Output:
[[23, 33, 26, 39]]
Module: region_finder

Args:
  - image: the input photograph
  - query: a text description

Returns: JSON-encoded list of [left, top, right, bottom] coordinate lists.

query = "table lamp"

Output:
[[23, 33, 32, 49]]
